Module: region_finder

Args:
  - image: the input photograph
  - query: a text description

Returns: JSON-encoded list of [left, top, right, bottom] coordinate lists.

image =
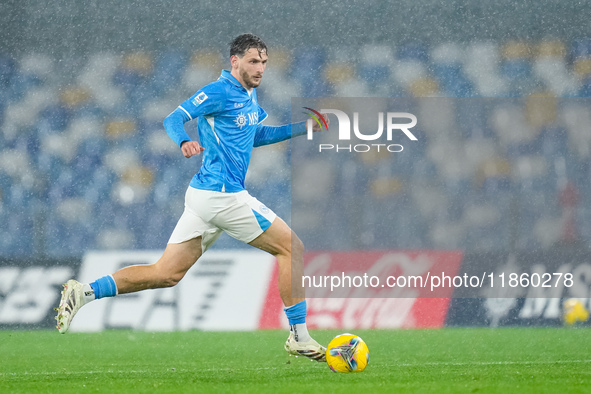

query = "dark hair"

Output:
[[229, 34, 267, 57]]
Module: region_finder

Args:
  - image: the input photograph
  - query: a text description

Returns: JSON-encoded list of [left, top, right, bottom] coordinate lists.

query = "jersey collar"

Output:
[[220, 70, 243, 88], [220, 69, 254, 95]]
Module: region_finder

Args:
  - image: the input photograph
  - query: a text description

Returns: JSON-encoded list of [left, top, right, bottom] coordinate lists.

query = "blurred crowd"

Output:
[[1, 39, 591, 256]]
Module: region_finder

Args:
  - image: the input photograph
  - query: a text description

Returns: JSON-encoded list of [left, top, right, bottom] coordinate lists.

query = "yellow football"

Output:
[[563, 298, 589, 325], [326, 333, 369, 373]]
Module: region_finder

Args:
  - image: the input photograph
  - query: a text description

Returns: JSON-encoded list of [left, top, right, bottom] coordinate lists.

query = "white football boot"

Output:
[[284, 332, 327, 362], [55, 279, 85, 333]]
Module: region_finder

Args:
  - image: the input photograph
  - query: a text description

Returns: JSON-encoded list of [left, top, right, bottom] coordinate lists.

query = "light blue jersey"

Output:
[[164, 70, 305, 193]]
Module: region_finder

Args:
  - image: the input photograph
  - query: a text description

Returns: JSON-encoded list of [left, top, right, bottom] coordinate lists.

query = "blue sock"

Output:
[[284, 300, 311, 341], [90, 275, 118, 299], [284, 300, 307, 325]]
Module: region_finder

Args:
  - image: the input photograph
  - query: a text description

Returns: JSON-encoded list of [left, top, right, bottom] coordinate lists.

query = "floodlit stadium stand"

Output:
[[2, 39, 591, 256]]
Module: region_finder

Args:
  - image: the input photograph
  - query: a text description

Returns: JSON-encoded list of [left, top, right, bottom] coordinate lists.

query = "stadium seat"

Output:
[[570, 38, 591, 60], [3, 40, 591, 256]]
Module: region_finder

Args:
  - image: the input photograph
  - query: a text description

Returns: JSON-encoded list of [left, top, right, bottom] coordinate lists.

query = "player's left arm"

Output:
[[253, 114, 329, 147]]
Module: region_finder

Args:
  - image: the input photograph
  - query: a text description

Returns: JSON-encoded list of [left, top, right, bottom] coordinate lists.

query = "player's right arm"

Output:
[[163, 85, 226, 157], [179, 140, 204, 158]]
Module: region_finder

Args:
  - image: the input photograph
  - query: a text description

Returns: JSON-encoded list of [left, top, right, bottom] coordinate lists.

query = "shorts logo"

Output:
[[192, 92, 208, 106], [259, 204, 269, 214]]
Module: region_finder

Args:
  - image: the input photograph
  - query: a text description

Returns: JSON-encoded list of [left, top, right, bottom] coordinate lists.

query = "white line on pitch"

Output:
[[1, 359, 590, 378]]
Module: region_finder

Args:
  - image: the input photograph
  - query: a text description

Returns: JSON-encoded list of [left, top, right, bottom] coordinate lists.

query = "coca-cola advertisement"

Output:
[[259, 250, 464, 329]]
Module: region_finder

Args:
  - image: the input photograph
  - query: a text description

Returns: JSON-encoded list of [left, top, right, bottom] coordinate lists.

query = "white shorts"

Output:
[[168, 187, 277, 251]]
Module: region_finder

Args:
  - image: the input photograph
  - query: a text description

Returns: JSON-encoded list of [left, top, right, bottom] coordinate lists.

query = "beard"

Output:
[[240, 68, 262, 89]]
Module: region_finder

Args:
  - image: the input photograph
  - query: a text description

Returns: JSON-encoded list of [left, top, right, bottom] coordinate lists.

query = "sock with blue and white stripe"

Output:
[[284, 300, 311, 342]]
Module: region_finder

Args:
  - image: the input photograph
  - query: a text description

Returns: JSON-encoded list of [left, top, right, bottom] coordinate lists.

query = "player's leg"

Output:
[[56, 187, 221, 333], [248, 217, 326, 362], [185, 189, 325, 361], [113, 238, 202, 293], [211, 191, 307, 310], [55, 238, 203, 333], [248, 216, 304, 307]]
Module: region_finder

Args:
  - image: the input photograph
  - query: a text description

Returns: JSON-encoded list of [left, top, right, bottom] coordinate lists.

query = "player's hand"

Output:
[[181, 140, 205, 158], [312, 113, 329, 132]]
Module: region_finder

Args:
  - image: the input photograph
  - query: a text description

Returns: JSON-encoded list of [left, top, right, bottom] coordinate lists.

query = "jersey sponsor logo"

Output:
[[192, 92, 208, 106], [234, 102, 244, 108], [234, 112, 259, 128], [248, 112, 259, 125], [235, 113, 248, 128]]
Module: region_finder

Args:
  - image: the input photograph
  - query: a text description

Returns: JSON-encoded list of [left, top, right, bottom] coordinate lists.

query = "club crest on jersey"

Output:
[[192, 92, 208, 106]]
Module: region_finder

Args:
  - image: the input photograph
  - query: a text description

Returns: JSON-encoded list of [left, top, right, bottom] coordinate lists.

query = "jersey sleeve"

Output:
[[253, 121, 307, 147], [163, 83, 226, 148], [253, 100, 306, 146], [257, 105, 268, 124], [178, 84, 226, 119]]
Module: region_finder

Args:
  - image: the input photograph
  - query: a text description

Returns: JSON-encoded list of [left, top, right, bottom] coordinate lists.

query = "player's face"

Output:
[[232, 48, 267, 89]]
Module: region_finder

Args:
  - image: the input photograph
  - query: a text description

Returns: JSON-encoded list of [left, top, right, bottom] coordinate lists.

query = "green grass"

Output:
[[1, 328, 590, 393]]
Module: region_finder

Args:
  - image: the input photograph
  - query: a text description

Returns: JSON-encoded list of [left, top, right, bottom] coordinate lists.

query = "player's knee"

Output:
[[155, 267, 187, 288], [161, 272, 185, 287]]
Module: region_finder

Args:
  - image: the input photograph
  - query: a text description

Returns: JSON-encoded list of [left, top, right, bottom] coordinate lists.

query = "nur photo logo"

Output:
[[303, 107, 329, 131], [304, 107, 418, 153]]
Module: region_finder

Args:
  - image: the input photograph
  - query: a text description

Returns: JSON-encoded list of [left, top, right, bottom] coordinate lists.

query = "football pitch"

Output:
[[1, 328, 589, 393]]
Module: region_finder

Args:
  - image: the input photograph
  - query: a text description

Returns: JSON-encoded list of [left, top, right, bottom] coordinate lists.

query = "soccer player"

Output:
[[56, 33, 328, 362]]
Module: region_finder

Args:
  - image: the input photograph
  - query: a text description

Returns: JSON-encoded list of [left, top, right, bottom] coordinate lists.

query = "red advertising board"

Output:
[[259, 250, 463, 329]]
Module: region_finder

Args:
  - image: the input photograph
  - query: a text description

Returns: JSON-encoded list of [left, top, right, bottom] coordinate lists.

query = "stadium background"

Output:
[[1, 0, 591, 330]]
